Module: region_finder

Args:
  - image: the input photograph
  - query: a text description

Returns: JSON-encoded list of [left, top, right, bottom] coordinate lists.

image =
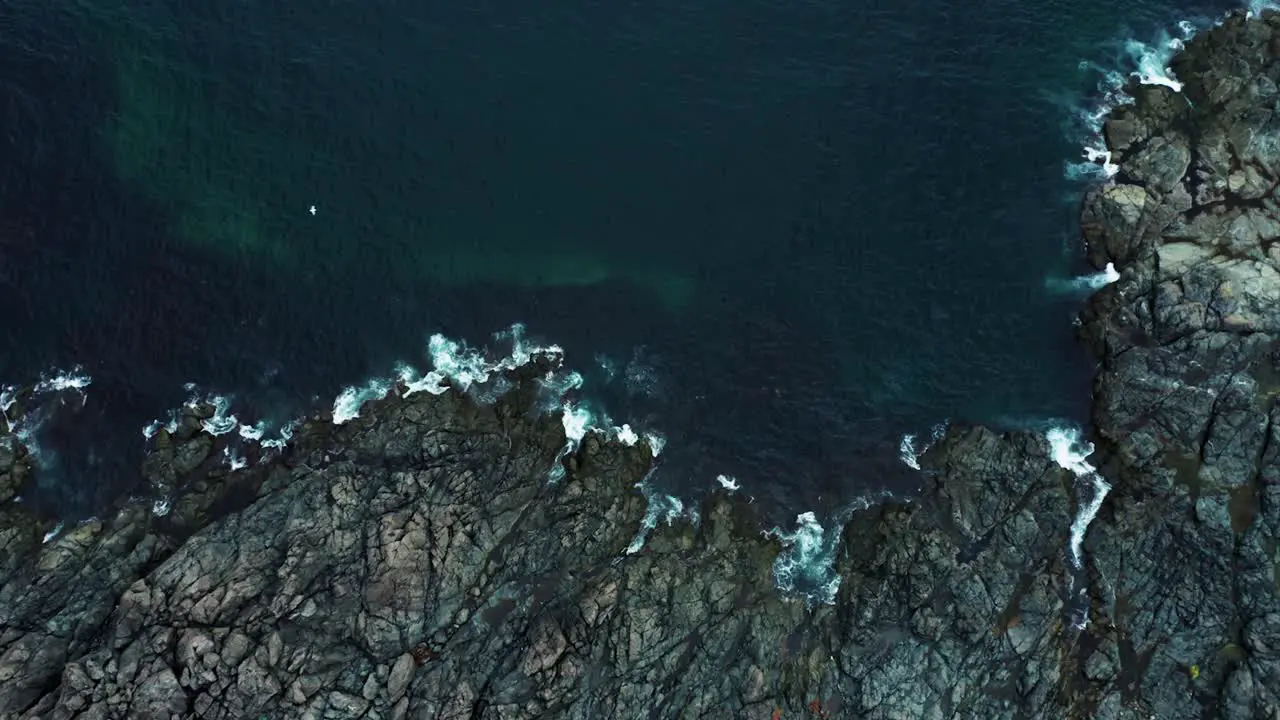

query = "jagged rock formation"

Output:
[[1077, 11, 1280, 718], [2, 9, 1280, 719]]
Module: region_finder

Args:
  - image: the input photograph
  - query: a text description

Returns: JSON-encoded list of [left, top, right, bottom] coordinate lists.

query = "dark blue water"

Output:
[[0, 0, 1240, 522]]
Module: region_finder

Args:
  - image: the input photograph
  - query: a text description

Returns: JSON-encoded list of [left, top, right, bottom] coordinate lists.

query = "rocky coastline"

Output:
[[3, 9, 1280, 719]]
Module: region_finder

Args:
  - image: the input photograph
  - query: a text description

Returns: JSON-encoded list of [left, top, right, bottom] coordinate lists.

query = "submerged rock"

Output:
[[2, 8, 1280, 720]]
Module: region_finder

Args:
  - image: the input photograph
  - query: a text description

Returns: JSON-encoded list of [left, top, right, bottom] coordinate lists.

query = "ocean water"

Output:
[[0, 0, 1243, 523]]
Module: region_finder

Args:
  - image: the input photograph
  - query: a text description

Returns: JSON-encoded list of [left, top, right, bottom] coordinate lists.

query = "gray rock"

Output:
[[386, 653, 415, 702]]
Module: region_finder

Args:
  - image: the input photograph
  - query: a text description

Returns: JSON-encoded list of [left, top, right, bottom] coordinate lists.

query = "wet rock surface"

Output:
[[3, 9, 1280, 719]]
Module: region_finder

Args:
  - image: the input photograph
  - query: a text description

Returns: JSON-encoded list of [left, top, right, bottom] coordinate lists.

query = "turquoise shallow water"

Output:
[[0, 0, 1241, 520]]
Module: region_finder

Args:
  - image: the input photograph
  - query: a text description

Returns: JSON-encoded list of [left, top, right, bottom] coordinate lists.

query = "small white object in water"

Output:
[[309, 205, 317, 216]]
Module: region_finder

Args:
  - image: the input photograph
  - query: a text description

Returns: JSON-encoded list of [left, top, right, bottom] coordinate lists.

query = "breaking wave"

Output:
[[898, 421, 948, 471], [1044, 262, 1121, 295]]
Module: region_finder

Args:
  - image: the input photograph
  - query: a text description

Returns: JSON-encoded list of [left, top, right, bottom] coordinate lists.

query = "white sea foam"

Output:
[[1047, 426, 1112, 569], [141, 420, 166, 440], [199, 395, 239, 436], [562, 403, 592, 443], [1067, 18, 1200, 182], [898, 421, 948, 470], [332, 379, 392, 425], [1124, 36, 1185, 92], [899, 434, 921, 470], [1065, 3, 1280, 183], [645, 432, 666, 457], [932, 421, 948, 441], [0, 386, 17, 415], [3, 368, 93, 470], [1046, 424, 1112, 629], [223, 446, 248, 471], [142, 391, 188, 438], [395, 324, 565, 401], [262, 420, 298, 451], [897, 433, 927, 470], [625, 475, 688, 555], [614, 424, 640, 446], [1248, 1, 1280, 17], [33, 368, 92, 395], [767, 510, 844, 607], [423, 334, 500, 392], [1073, 146, 1120, 180], [238, 420, 267, 441], [1045, 262, 1122, 295], [5, 325, 885, 606], [537, 368, 583, 398], [548, 400, 596, 483], [333, 326, 626, 486], [769, 492, 898, 607], [145, 385, 297, 459]]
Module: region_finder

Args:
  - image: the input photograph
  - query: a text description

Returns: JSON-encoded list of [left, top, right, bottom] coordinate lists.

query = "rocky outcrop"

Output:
[[3, 364, 1094, 720], [1075, 11, 1280, 719], [3, 9, 1280, 720]]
